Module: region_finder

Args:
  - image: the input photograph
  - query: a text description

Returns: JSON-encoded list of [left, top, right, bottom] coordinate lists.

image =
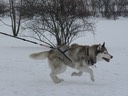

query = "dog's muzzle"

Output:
[[102, 55, 113, 62]]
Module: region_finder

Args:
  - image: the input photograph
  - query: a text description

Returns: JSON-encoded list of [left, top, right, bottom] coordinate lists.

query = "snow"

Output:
[[0, 18, 128, 96]]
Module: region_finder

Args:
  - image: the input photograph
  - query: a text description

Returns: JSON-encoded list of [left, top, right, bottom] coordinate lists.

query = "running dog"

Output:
[[30, 42, 113, 83]]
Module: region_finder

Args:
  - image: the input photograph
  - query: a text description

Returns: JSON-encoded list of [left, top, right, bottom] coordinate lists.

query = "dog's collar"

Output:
[[86, 47, 96, 65], [86, 47, 89, 56]]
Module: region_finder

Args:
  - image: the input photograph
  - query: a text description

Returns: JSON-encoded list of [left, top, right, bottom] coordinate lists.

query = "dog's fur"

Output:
[[30, 42, 113, 83]]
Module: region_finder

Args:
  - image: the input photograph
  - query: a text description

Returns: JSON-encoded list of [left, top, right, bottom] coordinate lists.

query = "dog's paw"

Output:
[[71, 71, 83, 76], [54, 78, 64, 84], [91, 76, 95, 82], [71, 72, 77, 76]]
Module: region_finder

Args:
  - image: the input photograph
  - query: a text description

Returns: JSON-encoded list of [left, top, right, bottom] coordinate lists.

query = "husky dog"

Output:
[[30, 42, 113, 83]]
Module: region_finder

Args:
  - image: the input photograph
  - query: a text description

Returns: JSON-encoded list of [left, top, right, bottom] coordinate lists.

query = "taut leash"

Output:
[[0, 31, 72, 63]]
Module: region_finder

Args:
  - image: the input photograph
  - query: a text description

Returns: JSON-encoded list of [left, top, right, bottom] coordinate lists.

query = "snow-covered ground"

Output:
[[0, 18, 128, 96]]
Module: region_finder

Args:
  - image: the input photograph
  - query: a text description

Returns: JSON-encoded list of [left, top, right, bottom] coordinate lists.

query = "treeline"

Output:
[[0, 0, 128, 19], [0, 0, 127, 45]]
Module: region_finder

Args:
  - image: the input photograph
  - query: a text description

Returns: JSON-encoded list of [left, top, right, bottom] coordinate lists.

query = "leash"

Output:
[[0, 31, 72, 63], [0, 31, 51, 48]]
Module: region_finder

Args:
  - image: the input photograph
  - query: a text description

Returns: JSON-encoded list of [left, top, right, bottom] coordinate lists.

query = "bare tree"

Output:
[[23, 0, 95, 46], [8, 0, 22, 37]]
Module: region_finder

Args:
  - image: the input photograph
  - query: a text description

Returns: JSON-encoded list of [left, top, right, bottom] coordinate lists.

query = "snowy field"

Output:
[[0, 18, 128, 96]]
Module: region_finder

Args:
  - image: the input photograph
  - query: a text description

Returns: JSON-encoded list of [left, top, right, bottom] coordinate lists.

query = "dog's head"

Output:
[[96, 42, 113, 62]]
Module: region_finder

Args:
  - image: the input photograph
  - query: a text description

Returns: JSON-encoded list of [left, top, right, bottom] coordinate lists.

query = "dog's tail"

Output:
[[30, 51, 49, 60]]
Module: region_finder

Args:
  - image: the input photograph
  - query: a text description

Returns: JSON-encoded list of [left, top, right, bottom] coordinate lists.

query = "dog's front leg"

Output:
[[71, 71, 83, 76], [77, 67, 95, 82]]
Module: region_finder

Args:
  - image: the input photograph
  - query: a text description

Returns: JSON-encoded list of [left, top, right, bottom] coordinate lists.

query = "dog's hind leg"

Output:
[[71, 71, 83, 76], [48, 59, 67, 83], [50, 72, 64, 83], [77, 67, 95, 81]]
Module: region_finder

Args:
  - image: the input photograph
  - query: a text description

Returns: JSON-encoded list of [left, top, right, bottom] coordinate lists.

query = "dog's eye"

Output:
[[104, 52, 107, 54]]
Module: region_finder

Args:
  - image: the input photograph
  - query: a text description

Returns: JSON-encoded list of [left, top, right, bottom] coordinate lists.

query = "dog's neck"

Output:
[[88, 45, 99, 65]]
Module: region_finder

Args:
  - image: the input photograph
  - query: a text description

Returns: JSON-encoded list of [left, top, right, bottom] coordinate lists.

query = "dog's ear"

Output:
[[97, 44, 102, 50], [102, 42, 105, 47]]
